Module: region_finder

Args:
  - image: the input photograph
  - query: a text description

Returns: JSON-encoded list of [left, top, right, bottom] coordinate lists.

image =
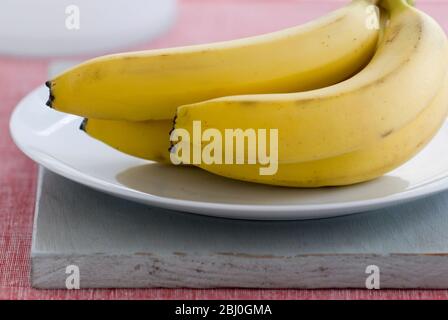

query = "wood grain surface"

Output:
[[32, 169, 448, 289]]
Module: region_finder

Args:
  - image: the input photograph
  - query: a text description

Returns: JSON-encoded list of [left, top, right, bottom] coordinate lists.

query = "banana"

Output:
[[47, 0, 380, 121], [196, 74, 448, 187], [81, 118, 172, 163], [79, 70, 448, 187], [174, 0, 448, 164]]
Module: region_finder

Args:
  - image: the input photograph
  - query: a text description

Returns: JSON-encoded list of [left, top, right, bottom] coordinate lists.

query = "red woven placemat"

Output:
[[1, 0, 448, 300]]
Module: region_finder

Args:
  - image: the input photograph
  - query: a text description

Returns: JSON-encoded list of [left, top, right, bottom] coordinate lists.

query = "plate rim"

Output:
[[9, 86, 448, 220]]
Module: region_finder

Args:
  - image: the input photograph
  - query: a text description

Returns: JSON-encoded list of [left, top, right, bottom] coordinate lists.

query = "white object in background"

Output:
[[0, 0, 176, 57], [10, 86, 448, 220]]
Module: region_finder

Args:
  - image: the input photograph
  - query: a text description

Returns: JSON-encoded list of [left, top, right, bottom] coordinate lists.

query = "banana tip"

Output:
[[79, 118, 88, 132], [45, 81, 54, 108], [168, 114, 177, 153]]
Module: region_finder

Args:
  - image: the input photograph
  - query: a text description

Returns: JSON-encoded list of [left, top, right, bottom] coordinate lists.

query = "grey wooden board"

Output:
[[31, 167, 448, 289]]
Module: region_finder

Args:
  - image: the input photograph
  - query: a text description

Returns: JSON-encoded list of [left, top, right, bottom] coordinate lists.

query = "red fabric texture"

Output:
[[1, 0, 448, 300]]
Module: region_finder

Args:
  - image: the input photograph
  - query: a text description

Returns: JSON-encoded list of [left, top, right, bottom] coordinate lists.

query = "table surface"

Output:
[[2, 0, 448, 300]]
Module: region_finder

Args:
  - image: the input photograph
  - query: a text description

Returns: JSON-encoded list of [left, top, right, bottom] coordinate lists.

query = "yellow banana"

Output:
[[196, 75, 448, 187], [80, 70, 448, 188], [47, 0, 380, 121], [174, 0, 448, 164], [80, 70, 448, 187]]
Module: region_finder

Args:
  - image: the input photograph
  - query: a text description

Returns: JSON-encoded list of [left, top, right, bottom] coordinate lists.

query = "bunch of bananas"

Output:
[[46, 0, 448, 187]]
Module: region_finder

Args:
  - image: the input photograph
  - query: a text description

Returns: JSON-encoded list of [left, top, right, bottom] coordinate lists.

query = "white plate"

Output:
[[10, 86, 448, 220], [0, 0, 177, 57]]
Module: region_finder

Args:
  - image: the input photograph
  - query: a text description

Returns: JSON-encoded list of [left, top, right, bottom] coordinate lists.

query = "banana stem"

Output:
[[380, 0, 412, 12], [363, 0, 414, 7]]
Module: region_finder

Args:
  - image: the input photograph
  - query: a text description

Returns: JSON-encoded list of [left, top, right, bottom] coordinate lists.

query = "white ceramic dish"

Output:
[[0, 0, 176, 57], [10, 86, 448, 220]]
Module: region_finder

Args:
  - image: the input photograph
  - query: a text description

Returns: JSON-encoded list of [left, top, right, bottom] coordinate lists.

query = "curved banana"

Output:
[[79, 71, 448, 187], [196, 75, 448, 187], [174, 0, 448, 164], [47, 0, 380, 121]]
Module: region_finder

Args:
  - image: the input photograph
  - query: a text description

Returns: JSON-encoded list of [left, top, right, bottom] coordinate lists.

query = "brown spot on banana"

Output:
[[381, 129, 394, 138]]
